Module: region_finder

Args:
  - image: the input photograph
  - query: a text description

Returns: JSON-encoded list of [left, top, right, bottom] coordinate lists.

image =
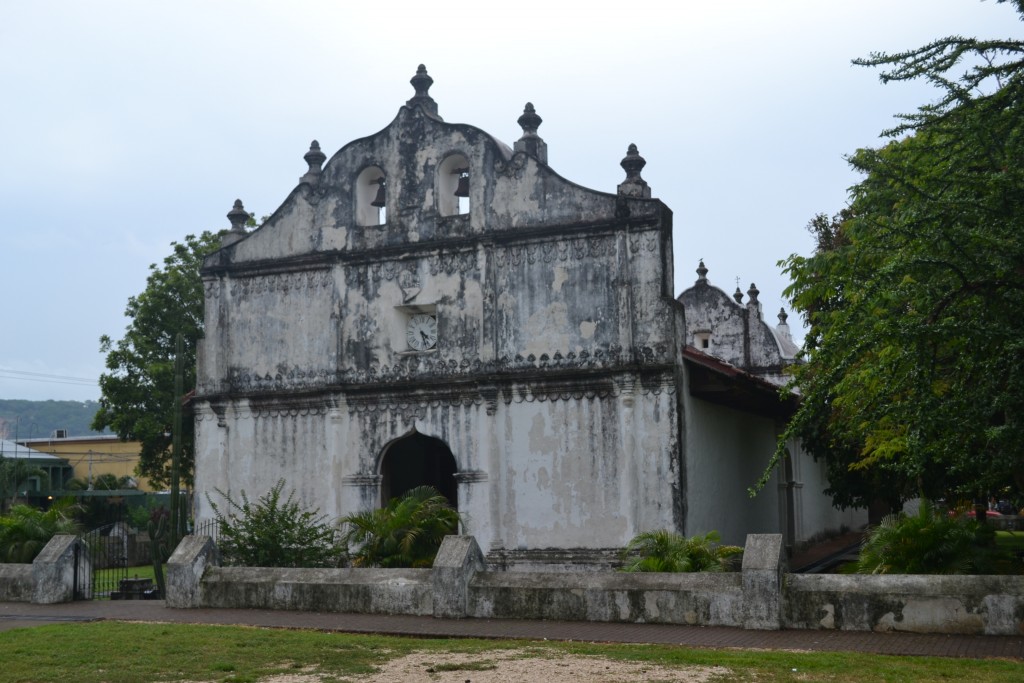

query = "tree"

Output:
[[341, 486, 461, 568], [618, 530, 742, 573], [0, 500, 81, 563], [0, 456, 45, 512], [768, 1, 1024, 507], [92, 232, 223, 488]]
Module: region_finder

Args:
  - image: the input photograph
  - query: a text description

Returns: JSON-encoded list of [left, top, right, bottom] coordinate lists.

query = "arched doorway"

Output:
[[379, 431, 458, 509]]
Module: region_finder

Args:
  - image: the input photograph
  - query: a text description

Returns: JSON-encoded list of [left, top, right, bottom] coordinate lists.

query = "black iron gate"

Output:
[[75, 522, 129, 600]]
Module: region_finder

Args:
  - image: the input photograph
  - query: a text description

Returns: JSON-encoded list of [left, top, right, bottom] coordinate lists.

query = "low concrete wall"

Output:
[[199, 567, 433, 615], [785, 574, 1024, 636], [0, 535, 86, 604], [166, 533, 433, 615], [159, 533, 1024, 636], [468, 570, 742, 625], [0, 564, 33, 602]]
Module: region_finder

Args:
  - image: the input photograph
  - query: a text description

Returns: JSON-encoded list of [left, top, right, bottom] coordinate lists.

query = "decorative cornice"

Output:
[[196, 364, 677, 420], [215, 343, 674, 395], [494, 235, 615, 267]]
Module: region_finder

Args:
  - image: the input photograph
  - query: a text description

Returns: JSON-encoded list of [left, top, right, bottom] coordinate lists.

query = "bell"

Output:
[[370, 177, 386, 208], [453, 168, 469, 198]]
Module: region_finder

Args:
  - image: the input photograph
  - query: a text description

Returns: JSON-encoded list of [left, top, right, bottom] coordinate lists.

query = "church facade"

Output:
[[193, 67, 858, 563]]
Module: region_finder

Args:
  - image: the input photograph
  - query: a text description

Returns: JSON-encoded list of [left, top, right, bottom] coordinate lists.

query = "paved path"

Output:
[[2, 601, 1022, 660]]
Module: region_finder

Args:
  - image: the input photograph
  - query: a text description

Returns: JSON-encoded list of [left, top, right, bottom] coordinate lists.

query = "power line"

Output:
[[0, 368, 97, 386]]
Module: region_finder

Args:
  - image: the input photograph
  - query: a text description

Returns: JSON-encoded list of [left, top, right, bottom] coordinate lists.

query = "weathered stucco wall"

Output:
[[195, 380, 680, 556], [491, 386, 679, 552]]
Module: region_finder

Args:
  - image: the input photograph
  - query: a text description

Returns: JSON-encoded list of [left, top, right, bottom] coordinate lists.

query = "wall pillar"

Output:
[[31, 534, 83, 604], [741, 533, 784, 630], [432, 535, 485, 618], [166, 535, 220, 608]]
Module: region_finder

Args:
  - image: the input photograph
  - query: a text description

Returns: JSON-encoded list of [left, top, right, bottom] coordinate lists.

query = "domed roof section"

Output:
[[677, 260, 798, 382]]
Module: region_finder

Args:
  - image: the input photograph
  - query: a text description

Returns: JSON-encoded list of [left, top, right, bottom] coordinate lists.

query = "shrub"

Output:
[[341, 486, 461, 568], [619, 529, 742, 573], [0, 500, 81, 563], [857, 500, 1015, 574], [207, 480, 344, 568]]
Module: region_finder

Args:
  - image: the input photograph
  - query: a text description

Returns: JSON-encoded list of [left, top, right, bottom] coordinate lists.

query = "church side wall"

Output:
[[683, 396, 781, 546], [787, 438, 868, 543]]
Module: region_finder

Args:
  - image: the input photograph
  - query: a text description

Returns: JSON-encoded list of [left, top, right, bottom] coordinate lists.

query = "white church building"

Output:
[[192, 66, 864, 567]]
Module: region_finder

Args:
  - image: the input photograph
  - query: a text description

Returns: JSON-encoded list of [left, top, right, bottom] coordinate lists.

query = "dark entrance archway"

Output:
[[379, 431, 458, 509]]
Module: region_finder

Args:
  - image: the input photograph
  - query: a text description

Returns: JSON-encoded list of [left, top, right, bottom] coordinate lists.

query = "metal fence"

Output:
[[77, 522, 129, 599], [191, 519, 221, 542]]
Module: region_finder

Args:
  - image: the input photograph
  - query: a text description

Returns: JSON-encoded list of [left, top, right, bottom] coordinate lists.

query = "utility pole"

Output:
[[169, 333, 184, 547]]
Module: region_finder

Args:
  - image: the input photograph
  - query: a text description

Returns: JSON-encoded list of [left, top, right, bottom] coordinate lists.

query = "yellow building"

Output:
[[19, 435, 155, 492]]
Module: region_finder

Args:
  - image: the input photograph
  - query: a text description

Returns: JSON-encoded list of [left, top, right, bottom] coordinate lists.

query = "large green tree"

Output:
[[772, 1, 1024, 507], [92, 232, 223, 488]]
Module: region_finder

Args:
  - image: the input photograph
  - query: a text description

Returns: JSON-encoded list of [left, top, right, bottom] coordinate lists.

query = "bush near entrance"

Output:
[[207, 479, 344, 568], [618, 530, 742, 573], [341, 485, 460, 568]]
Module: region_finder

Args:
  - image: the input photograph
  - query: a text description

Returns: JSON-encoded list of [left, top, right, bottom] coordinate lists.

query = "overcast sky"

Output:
[[1, 0, 1019, 404]]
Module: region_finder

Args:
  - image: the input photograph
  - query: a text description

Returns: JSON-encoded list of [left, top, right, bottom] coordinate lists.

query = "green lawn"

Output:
[[996, 530, 1024, 552], [0, 621, 1019, 683]]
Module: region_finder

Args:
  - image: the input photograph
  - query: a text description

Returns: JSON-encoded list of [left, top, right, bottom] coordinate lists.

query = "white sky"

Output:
[[1, 0, 1019, 402]]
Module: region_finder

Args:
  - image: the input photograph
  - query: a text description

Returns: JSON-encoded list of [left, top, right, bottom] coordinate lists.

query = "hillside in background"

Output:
[[0, 399, 107, 439]]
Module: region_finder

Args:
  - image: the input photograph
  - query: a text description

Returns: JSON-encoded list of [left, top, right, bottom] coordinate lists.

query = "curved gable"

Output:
[[205, 72, 658, 270]]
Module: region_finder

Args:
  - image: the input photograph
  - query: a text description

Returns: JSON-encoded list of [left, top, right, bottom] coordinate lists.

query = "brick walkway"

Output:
[[1, 600, 1022, 659]]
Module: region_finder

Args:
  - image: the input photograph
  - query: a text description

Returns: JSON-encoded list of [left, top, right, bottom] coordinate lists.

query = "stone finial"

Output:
[[747, 283, 762, 318], [733, 287, 744, 304], [696, 260, 709, 284], [407, 64, 441, 119], [301, 140, 326, 185], [617, 143, 651, 198], [227, 199, 249, 234], [514, 102, 547, 164], [518, 102, 542, 136], [777, 308, 792, 342]]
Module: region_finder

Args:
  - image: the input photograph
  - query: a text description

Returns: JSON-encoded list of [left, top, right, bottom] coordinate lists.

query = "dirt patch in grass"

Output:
[[352, 648, 728, 682], [233, 648, 728, 683]]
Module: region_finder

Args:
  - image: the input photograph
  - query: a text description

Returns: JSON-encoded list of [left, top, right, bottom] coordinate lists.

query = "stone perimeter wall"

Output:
[[3, 533, 1022, 636], [164, 533, 1024, 636]]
